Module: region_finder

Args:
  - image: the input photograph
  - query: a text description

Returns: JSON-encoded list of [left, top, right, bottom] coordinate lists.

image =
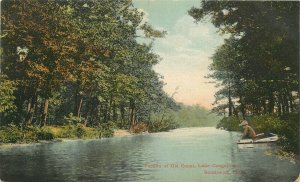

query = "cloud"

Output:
[[153, 14, 225, 108]]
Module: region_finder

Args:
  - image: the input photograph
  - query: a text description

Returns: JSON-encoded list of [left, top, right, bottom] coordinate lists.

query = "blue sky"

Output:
[[133, 0, 227, 108]]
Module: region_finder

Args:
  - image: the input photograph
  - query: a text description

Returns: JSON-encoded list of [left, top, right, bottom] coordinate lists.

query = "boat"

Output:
[[237, 133, 279, 144]]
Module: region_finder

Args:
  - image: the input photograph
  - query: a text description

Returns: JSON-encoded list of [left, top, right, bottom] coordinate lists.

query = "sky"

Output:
[[133, 0, 227, 109]]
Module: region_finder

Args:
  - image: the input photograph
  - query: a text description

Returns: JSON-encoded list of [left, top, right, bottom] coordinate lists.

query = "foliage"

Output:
[[0, 123, 117, 144], [189, 2, 299, 155], [0, 124, 23, 143], [56, 125, 77, 138], [75, 124, 86, 138], [36, 127, 55, 140], [96, 122, 116, 138], [277, 113, 299, 154], [0, 74, 16, 113], [217, 114, 299, 155], [251, 115, 282, 134], [0, 0, 177, 132], [173, 104, 221, 127], [149, 110, 179, 132], [130, 123, 148, 133], [55, 123, 115, 139], [189, 1, 299, 117], [216, 116, 241, 131], [63, 113, 82, 125], [252, 114, 299, 154]]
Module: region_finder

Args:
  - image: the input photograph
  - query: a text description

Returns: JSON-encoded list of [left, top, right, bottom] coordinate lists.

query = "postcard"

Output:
[[0, 0, 299, 181]]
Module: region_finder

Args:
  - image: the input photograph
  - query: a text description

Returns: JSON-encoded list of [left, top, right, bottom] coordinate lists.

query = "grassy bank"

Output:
[[217, 113, 299, 157], [0, 123, 115, 144]]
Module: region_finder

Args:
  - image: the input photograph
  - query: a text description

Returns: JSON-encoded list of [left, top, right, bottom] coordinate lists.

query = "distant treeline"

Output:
[[171, 104, 220, 127]]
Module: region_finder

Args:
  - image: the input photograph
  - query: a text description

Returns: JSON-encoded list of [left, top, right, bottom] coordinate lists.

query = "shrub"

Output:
[[0, 124, 23, 143], [130, 123, 148, 133], [75, 124, 86, 138], [277, 113, 299, 155], [36, 127, 54, 140], [217, 114, 299, 155], [23, 126, 39, 142], [251, 115, 282, 134], [216, 116, 241, 131], [83, 127, 101, 138], [149, 118, 179, 132], [96, 122, 115, 138], [56, 125, 76, 138]]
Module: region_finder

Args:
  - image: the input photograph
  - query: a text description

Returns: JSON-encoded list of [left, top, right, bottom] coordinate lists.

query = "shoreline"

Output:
[[0, 129, 132, 148]]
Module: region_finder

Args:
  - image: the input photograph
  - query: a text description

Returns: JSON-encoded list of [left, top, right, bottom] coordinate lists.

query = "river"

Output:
[[0, 127, 299, 182]]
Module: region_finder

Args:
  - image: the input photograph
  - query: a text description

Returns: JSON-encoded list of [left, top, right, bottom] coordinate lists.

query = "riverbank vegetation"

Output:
[[189, 1, 299, 156], [0, 0, 181, 143], [0, 123, 115, 144], [217, 114, 299, 155]]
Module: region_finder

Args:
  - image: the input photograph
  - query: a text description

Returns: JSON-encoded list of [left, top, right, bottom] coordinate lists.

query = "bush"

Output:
[[54, 123, 115, 139], [0, 124, 23, 143], [216, 116, 241, 131], [56, 124, 87, 138], [83, 127, 101, 138], [277, 113, 299, 155], [96, 122, 115, 138], [23, 126, 39, 142], [130, 123, 148, 133], [251, 115, 282, 134], [36, 127, 54, 140], [149, 118, 179, 132], [252, 114, 299, 155], [0, 121, 116, 143], [75, 124, 86, 138], [56, 125, 76, 138]]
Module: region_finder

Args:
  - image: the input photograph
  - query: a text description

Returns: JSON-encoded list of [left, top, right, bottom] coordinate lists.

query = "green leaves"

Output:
[[0, 74, 16, 113], [190, 1, 299, 116], [1, 0, 174, 128]]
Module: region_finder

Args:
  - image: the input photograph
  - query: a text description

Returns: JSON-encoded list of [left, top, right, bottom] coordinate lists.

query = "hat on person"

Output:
[[239, 120, 248, 126]]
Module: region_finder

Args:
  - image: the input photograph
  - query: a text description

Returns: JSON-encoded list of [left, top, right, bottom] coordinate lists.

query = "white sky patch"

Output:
[[153, 15, 225, 108], [133, 0, 227, 108]]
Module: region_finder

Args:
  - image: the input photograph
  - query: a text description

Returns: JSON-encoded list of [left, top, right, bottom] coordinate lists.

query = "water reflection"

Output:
[[0, 127, 299, 182]]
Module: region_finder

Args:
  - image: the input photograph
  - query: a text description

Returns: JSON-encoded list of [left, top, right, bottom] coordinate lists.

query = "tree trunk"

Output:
[[26, 92, 37, 125], [41, 98, 49, 126], [120, 104, 125, 127], [103, 101, 108, 122], [84, 99, 92, 126], [112, 103, 117, 121], [289, 92, 294, 112], [268, 92, 274, 114], [262, 99, 267, 114], [107, 98, 112, 121], [228, 83, 233, 116], [73, 86, 83, 118], [238, 95, 246, 119], [130, 99, 135, 127], [76, 96, 83, 118]]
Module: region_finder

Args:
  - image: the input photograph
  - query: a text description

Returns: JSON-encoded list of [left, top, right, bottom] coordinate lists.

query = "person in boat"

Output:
[[239, 120, 256, 140]]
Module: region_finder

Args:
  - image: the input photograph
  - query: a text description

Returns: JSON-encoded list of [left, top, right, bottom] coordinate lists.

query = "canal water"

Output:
[[0, 127, 299, 182]]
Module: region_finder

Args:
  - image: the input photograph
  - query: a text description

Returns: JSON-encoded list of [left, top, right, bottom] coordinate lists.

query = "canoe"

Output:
[[237, 133, 279, 144]]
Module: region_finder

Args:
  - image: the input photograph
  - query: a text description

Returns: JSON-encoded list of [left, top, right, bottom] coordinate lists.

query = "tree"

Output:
[[189, 1, 299, 116]]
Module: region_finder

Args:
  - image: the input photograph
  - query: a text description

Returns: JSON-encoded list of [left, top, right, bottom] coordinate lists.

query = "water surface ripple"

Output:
[[0, 127, 299, 182]]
